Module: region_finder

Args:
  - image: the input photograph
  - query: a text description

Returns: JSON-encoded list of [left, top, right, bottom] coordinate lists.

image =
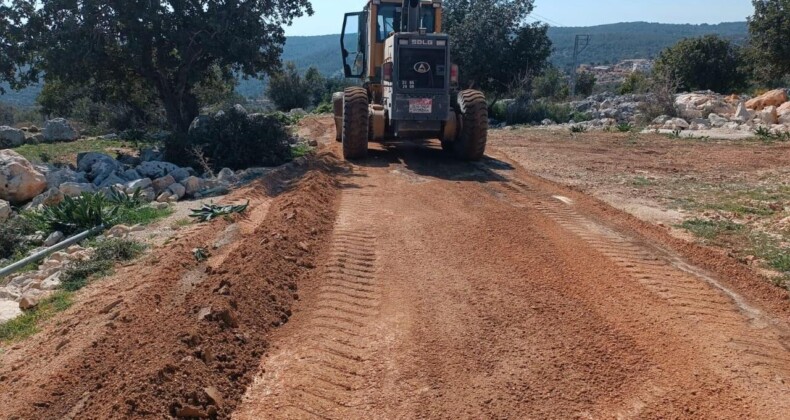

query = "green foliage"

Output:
[[0, 217, 38, 260], [313, 102, 333, 114], [532, 67, 569, 101], [171, 106, 292, 170], [291, 143, 313, 158], [504, 100, 574, 125], [190, 201, 249, 222], [0, 292, 73, 343], [107, 188, 144, 209], [268, 62, 313, 111], [617, 122, 634, 132], [32, 193, 119, 235], [574, 72, 596, 97], [619, 71, 650, 95], [755, 126, 790, 141], [94, 238, 146, 263], [13, 0, 313, 134], [12, 137, 127, 165], [653, 35, 748, 93], [749, 0, 790, 83], [443, 0, 551, 99], [680, 219, 744, 240]]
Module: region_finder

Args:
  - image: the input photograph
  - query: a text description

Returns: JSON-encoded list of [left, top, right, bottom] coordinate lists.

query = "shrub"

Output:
[[94, 238, 146, 262], [172, 105, 292, 171], [313, 102, 333, 114], [31, 193, 119, 235], [267, 62, 312, 111], [504, 100, 573, 125], [574, 72, 596, 97], [0, 217, 36, 260], [619, 71, 650, 95], [653, 35, 747, 93], [61, 238, 145, 292], [532, 67, 569, 101]]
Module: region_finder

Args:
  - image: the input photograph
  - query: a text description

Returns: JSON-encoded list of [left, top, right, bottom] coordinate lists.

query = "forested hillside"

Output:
[[3, 21, 749, 106]]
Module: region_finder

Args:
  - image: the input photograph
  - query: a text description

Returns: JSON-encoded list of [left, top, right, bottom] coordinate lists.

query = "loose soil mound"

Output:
[[0, 151, 345, 419]]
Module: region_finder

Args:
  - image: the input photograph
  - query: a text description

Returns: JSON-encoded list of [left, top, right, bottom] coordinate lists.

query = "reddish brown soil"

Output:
[[0, 152, 344, 419], [3, 119, 790, 419]]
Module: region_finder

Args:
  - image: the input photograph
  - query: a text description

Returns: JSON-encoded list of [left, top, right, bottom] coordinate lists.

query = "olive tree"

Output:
[[443, 0, 552, 104], [749, 0, 790, 82], [653, 35, 747, 93], [16, 0, 312, 134]]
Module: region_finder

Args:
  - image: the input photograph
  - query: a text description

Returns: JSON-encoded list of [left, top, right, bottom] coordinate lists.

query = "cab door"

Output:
[[342, 12, 367, 79]]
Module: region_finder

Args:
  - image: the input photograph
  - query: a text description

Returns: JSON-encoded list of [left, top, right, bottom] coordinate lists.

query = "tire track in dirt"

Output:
[[482, 163, 790, 411], [234, 188, 381, 419]]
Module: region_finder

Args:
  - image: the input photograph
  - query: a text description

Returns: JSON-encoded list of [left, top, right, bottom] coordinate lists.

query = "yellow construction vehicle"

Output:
[[333, 0, 488, 160]]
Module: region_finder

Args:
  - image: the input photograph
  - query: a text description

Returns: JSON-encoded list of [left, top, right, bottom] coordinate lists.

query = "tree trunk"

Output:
[[158, 84, 199, 134]]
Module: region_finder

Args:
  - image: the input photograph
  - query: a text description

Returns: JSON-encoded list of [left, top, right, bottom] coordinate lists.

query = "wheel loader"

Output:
[[333, 0, 488, 160]]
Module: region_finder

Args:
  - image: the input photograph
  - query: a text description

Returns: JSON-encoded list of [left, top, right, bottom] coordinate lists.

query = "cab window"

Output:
[[377, 5, 436, 41]]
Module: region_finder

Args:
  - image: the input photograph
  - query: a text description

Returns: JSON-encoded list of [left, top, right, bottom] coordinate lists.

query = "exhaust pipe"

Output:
[[402, 0, 421, 33]]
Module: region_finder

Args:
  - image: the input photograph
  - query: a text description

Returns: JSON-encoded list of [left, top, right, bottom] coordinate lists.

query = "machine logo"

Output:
[[414, 62, 431, 74]]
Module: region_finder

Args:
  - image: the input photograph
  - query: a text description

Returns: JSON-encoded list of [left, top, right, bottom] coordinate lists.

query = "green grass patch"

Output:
[[13, 138, 127, 164], [0, 291, 74, 343], [116, 206, 173, 226], [291, 143, 313, 158], [679, 219, 744, 240]]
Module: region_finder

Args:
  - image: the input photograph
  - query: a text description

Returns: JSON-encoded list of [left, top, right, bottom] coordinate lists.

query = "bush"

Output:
[[533, 67, 569, 101], [171, 105, 292, 171], [0, 217, 37, 260], [653, 35, 747, 93], [574, 72, 596, 97], [619, 71, 650, 95], [637, 73, 680, 124], [504, 100, 573, 125], [94, 238, 146, 262], [31, 193, 119, 235], [267, 62, 312, 111]]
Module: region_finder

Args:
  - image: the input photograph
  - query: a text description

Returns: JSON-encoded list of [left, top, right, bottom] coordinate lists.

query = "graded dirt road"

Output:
[[233, 118, 790, 419], [1, 117, 789, 419]]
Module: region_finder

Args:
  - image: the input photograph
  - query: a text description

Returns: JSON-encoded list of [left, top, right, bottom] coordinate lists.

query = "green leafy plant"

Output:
[[61, 239, 146, 292], [32, 193, 119, 235], [313, 102, 333, 114], [107, 187, 144, 208], [190, 201, 250, 222], [193, 247, 210, 262], [666, 129, 682, 139]]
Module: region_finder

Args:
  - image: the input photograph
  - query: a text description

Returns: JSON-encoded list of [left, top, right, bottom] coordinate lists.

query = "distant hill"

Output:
[[3, 21, 750, 107], [548, 21, 749, 69]]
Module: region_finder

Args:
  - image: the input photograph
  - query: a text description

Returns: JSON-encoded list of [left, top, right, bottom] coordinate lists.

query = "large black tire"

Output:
[[454, 90, 488, 161], [342, 87, 369, 160]]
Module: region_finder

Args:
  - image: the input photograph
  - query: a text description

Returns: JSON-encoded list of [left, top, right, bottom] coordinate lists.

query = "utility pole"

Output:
[[570, 34, 591, 97]]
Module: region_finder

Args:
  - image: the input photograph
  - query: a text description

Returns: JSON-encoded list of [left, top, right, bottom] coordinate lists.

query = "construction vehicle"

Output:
[[333, 0, 488, 160]]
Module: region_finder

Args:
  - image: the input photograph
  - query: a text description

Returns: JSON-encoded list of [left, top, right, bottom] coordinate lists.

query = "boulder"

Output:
[[758, 105, 779, 125], [140, 147, 164, 162], [0, 199, 11, 222], [779, 113, 790, 125], [40, 272, 62, 290], [140, 188, 156, 202], [0, 126, 25, 147], [43, 118, 79, 142], [689, 118, 711, 130], [180, 176, 206, 197], [732, 102, 753, 122], [126, 178, 152, 192], [30, 188, 65, 208], [0, 300, 22, 323], [217, 168, 236, 183], [169, 167, 191, 182], [152, 175, 176, 194], [59, 182, 96, 197], [137, 161, 179, 179], [778, 102, 790, 115], [233, 104, 248, 115], [46, 168, 88, 189], [167, 183, 186, 200], [44, 231, 65, 247], [651, 115, 671, 126], [0, 150, 48, 204], [98, 174, 126, 189], [662, 118, 689, 130], [77, 152, 121, 183], [121, 168, 142, 182], [708, 113, 728, 128], [746, 89, 788, 111], [27, 125, 40, 133]]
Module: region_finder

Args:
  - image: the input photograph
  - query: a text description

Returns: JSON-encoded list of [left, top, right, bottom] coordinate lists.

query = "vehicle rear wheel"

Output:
[[342, 87, 369, 160], [454, 90, 488, 161]]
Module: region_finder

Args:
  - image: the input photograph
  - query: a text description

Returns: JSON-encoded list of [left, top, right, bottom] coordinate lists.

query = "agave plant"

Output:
[[189, 201, 249, 222], [107, 187, 145, 208], [34, 192, 120, 235]]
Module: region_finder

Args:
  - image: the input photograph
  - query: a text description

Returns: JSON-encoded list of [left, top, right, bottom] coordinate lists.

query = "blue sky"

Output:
[[286, 0, 755, 36]]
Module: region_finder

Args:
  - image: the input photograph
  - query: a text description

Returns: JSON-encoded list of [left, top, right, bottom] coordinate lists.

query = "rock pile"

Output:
[[0, 244, 94, 322]]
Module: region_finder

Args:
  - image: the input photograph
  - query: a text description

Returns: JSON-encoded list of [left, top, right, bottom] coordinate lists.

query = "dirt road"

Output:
[[2, 117, 789, 419], [232, 118, 790, 419]]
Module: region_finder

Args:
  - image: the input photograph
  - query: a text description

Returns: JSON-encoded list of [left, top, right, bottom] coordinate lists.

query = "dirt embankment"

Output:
[[0, 151, 345, 419]]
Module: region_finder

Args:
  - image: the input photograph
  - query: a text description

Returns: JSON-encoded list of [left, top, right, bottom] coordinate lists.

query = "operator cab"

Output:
[[341, 0, 441, 80]]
